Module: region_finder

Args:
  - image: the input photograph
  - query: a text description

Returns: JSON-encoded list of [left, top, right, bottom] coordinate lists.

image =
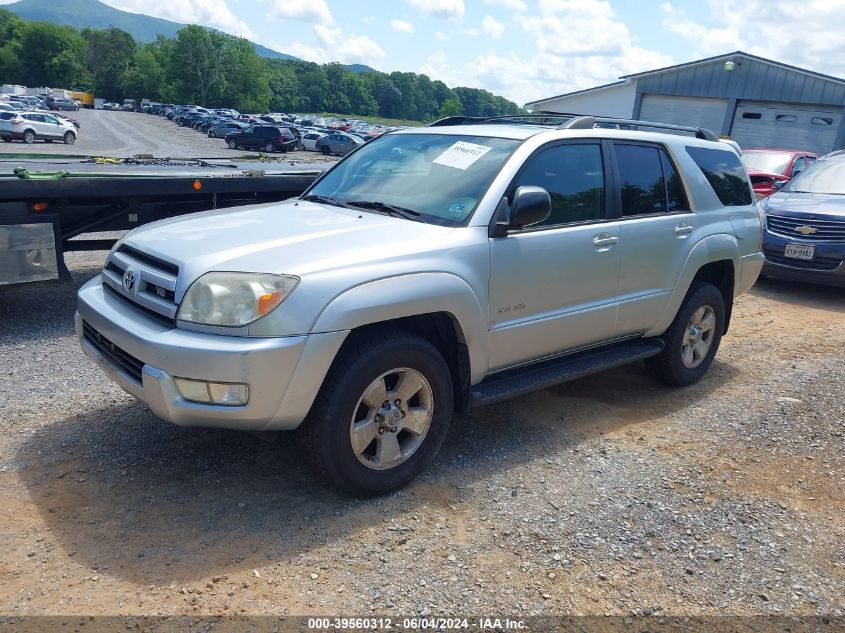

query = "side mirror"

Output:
[[490, 186, 552, 237], [772, 180, 787, 191], [510, 186, 552, 229], [790, 168, 803, 178]]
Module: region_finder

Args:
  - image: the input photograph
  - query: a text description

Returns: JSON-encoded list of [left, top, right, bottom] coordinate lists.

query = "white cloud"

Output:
[[390, 19, 416, 33], [362, 15, 376, 23], [280, 26, 386, 68], [98, 0, 255, 39], [660, 0, 845, 78], [406, 0, 465, 20], [435, 31, 449, 41], [268, 0, 334, 24], [481, 15, 505, 39], [483, 0, 527, 10]]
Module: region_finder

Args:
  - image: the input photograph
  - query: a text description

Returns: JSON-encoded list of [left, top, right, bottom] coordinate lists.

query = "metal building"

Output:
[[525, 51, 845, 156]]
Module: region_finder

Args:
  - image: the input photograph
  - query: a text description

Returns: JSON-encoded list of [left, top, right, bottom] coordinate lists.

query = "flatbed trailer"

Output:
[[0, 155, 326, 286]]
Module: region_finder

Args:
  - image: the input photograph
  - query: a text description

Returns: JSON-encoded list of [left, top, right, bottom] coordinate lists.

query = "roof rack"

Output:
[[427, 112, 720, 141]]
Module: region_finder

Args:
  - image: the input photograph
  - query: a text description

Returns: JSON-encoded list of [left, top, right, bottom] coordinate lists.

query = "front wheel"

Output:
[[300, 329, 453, 495], [209, 131, 216, 138], [63, 131, 76, 145], [646, 281, 725, 386], [227, 139, 237, 149], [321, 145, 331, 155]]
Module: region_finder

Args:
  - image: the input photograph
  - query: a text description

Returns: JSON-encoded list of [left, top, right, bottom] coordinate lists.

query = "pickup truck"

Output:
[[77, 115, 764, 495]]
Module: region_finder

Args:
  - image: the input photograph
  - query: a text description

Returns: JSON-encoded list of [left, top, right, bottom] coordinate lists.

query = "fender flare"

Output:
[[645, 233, 739, 337], [313, 272, 490, 383]]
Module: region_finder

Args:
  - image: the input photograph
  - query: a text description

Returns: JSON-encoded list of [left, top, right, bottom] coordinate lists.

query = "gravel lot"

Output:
[[0, 250, 843, 622], [0, 108, 323, 159]]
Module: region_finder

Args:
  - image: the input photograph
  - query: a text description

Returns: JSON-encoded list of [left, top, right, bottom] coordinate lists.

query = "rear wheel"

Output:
[[209, 131, 216, 138], [321, 145, 331, 155], [264, 142, 274, 153], [63, 131, 76, 145], [23, 130, 35, 144], [646, 281, 725, 386], [300, 328, 453, 496], [227, 139, 237, 149]]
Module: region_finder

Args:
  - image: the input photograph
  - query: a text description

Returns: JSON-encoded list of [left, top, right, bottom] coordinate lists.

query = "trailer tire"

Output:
[[23, 130, 36, 144], [228, 140, 237, 149], [63, 132, 76, 145]]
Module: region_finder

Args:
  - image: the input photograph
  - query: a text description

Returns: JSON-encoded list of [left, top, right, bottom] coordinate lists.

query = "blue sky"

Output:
[[48, 0, 845, 105]]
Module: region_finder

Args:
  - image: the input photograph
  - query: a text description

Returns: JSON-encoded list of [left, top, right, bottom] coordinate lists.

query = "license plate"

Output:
[[784, 244, 815, 260]]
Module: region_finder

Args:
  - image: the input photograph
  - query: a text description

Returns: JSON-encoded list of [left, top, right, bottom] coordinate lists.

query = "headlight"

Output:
[[177, 272, 299, 326]]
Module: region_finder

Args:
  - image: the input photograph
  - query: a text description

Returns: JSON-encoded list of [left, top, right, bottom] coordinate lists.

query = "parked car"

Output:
[[224, 125, 298, 152], [299, 131, 326, 151], [77, 116, 763, 494], [51, 98, 80, 112], [743, 149, 816, 199], [315, 132, 364, 156], [54, 112, 80, 129], [759, 151, 845, 286], [0, 111, 77, 144], [208, 121, 245, 138]]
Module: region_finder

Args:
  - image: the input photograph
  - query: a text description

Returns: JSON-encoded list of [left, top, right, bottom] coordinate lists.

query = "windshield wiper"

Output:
[[346, 200, 423, 222], [300, 194, 353, 209]]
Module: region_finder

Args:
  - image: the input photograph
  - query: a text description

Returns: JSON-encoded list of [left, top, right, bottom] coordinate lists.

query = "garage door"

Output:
[[640, 95, 727, 136], [730, 102, 843, 155]]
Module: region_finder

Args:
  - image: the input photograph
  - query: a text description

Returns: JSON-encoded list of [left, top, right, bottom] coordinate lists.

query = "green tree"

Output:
[[19, 21, 89, 87], [298, 68, 329, 112], [267, 61, 300, 112], [438, 97, 463, 118], [82, 27, 135, 100], [221, 37, 271, 112], [171, 25, 227, 105], [0, 10, 24, 84], [120, 47, 165, 101]]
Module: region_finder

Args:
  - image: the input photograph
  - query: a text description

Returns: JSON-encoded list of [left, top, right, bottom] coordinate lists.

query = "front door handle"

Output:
[[675, 223, 694, 238], [593, 233, 619, 251]]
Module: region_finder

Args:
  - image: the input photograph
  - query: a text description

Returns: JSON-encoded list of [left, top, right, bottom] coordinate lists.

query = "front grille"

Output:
[[764, 248, 842, 271], [767, 214, 845, 242], [82, 321, 144, 384], [101, 244, 180, 324]]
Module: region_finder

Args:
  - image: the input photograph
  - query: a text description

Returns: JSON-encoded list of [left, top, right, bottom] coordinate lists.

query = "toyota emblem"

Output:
[[122, 270, 136, 292]]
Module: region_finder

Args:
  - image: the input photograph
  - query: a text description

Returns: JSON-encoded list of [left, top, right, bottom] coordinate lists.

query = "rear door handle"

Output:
[[674, 223, 694, 238], [593, 234, 619, 251]]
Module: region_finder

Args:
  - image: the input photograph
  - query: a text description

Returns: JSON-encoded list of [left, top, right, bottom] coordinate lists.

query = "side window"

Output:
[[685, 146, 753, 206], [243, 126, 254, 134], [512, 143, 605, 227], [661, 151, 689, 212], [615, 145, 666, 216]]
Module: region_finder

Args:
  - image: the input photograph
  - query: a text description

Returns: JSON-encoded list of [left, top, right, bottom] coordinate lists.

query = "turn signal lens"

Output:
[[257, 291, 283, 316], [192, 180, 202, 190], [32, 202, 48, 212]]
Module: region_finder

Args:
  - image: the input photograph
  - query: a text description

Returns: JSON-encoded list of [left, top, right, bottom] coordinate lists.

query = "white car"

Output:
[[0, 111, 77, 144], [300, 131, 326, 151]]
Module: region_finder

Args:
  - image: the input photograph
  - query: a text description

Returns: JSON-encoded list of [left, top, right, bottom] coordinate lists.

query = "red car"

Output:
[[742, 149, 816, 199]]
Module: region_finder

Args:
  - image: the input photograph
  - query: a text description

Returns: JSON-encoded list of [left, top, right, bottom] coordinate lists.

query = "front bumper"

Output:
[[762, 233, 845, 287], [77, 277, 347, 430]]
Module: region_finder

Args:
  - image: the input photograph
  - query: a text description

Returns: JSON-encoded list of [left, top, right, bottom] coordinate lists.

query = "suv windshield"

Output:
[[742, 151, 792, 174], [304, 133, 521, 225], [786, 160, 845, 195]]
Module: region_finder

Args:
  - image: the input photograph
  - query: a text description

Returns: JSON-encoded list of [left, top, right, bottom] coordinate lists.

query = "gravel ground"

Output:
[[0, 251, 843, 622], [0, 109, 324, 159]]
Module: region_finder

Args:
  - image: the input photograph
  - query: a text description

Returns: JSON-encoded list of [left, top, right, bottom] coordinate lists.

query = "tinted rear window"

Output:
[[686, 146, 752, 206]]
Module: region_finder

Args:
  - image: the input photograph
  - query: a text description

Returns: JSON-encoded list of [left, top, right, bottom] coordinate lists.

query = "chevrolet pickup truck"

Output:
[[77, 115, 764, 495]]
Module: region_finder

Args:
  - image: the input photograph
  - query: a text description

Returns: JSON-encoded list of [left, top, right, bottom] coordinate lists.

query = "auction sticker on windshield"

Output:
[[433, 141, 493, 170]]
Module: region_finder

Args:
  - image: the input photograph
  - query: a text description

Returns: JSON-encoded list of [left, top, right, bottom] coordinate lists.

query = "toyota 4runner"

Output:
[[77, 115, 764, 495]]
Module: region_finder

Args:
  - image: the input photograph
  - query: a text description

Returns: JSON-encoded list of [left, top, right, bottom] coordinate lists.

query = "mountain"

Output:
[[345, 64, 377, 74], [4, 0, 298, 60]]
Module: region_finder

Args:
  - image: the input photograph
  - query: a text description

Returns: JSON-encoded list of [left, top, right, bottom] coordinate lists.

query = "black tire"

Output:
[[63, 131, 75, 145], [23, 130, 36, 144], [321, 145, 331, 155], [646, 281, 725, 387], [300, 328, 453, 496], [264, 142, 274, 153], [209, 131, 216, 138], [227, 139, 237, 149]]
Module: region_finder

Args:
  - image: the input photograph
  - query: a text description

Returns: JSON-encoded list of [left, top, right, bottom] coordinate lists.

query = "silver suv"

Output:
[[77, 115, 764, 494], [0, 111, 77, 144]]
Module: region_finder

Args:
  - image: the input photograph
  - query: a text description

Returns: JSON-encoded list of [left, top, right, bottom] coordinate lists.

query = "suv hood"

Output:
[[121, 198, 455, 282], [765, 191, 845, 218]]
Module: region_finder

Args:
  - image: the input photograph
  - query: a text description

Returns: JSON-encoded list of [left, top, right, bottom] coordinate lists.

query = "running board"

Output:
[[471, 338, 664, 407]]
